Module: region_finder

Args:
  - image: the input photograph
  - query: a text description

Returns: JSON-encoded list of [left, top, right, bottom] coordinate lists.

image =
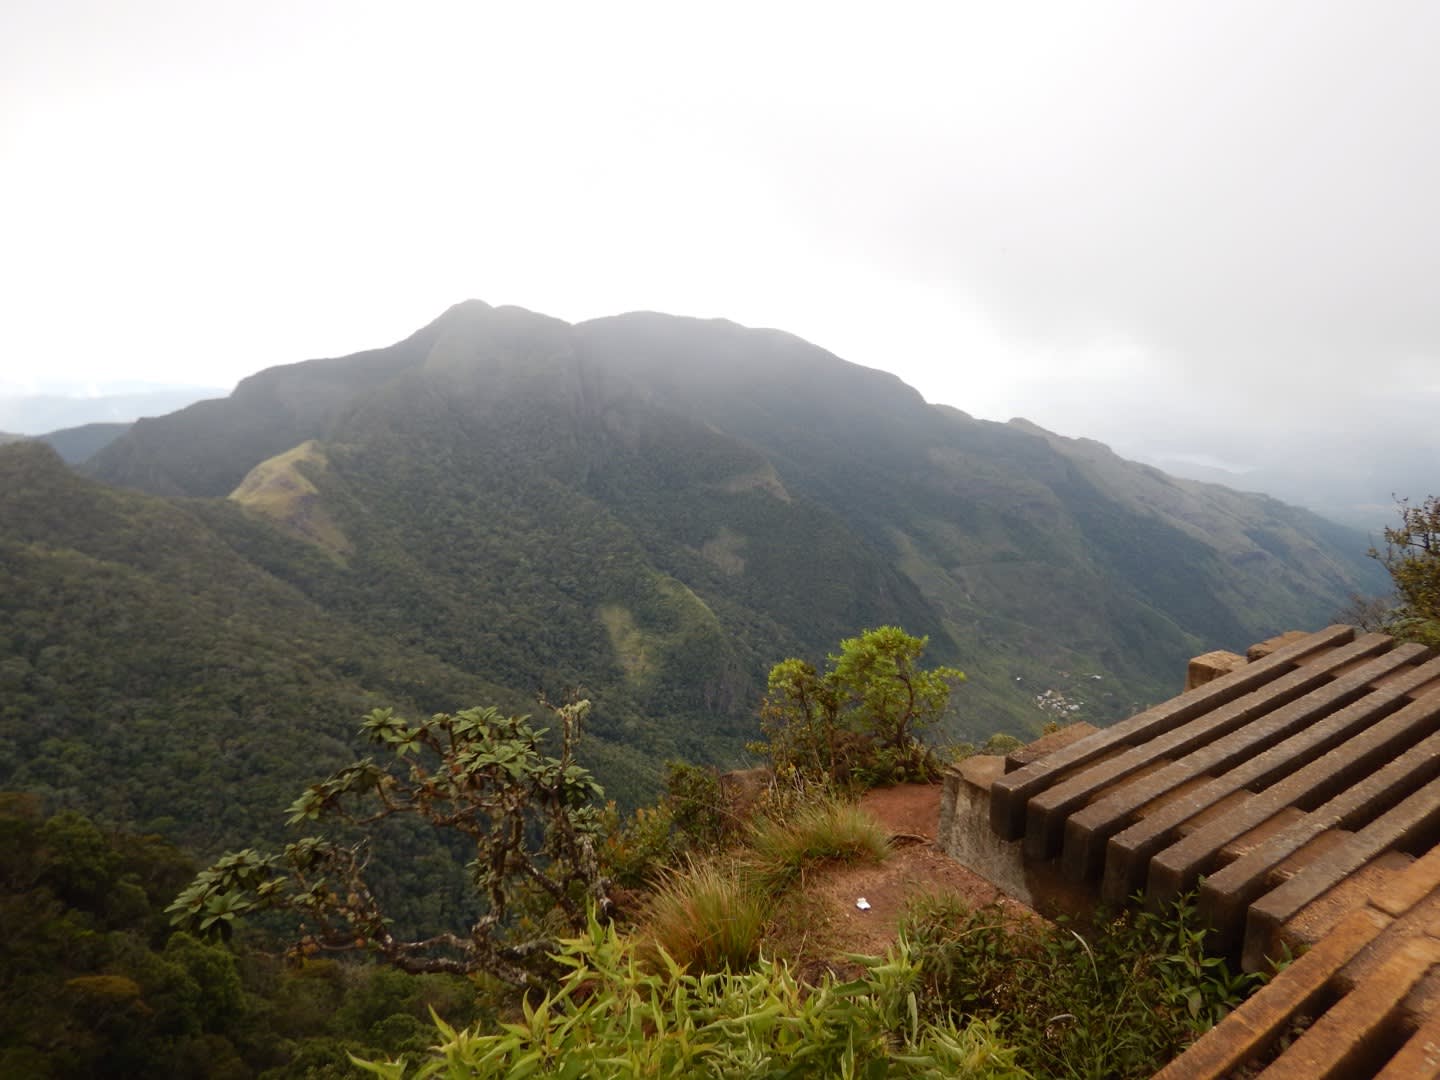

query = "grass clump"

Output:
[[637, 796, 890, 971], [745, 797, 890, 894], [640, 858, 770, 973]]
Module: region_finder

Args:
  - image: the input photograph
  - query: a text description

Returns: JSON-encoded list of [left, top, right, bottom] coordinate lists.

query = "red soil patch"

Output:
[[788, 783, 1040, 959]]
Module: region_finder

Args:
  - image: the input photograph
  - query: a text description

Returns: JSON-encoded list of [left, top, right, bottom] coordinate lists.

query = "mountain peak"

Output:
[[436, 298, 495, 320]]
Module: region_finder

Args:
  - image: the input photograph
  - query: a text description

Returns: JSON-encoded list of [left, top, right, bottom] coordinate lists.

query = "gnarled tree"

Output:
[[168, 699, 611, 988]]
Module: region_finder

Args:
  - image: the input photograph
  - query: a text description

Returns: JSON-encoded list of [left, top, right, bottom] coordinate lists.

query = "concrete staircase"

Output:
[[939, 624, 1440, 1077]]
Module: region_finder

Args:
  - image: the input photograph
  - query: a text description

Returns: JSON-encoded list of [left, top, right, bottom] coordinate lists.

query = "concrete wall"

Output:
[[937, 722, 1106, 921]]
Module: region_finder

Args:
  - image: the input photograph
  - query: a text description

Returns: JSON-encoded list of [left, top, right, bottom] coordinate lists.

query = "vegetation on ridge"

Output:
[[0, 304, 1390, 881], [80, 302, 1385, 743], [1364, 495, 1440, 646]]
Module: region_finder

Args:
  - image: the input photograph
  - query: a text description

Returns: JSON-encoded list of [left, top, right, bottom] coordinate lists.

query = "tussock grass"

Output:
[[746, 798, 890, 894], [642, 858, 770, 972]]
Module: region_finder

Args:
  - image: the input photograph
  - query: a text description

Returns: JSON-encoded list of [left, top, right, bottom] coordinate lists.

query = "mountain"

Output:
[[1129, 444, 1438, 532], [0, 441, 659, 864], [36, 421, 133, 464], [4, 301, 1386, 860]]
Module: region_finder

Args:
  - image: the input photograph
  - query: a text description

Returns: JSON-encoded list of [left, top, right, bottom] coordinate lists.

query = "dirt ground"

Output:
[[784, 783, 1040, 959]]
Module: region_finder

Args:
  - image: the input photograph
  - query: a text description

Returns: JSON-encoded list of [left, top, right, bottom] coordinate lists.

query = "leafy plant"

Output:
[[1367, 495, 1440, 646], [600, 801, 681, 890], [750, 627, 964, 788], [600, 762, 750, 890], [661, 761, 734, 851], [948, 733, 1026, 762], [352, 913, 1031, 1079], [169, 699, 611, 988]]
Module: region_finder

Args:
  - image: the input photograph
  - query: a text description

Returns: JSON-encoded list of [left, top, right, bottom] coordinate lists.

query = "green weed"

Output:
[[900, 892, 1267, 1080], [353, 914, 1031, 1078]]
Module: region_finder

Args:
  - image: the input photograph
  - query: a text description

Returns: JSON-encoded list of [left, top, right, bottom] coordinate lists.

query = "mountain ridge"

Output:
[[84, 298, 1385, 686], [3, 300, 1389, 859]]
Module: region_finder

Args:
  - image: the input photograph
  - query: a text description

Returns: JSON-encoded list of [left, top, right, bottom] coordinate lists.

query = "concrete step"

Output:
[[1148, 684, 1440, 913], [1244, 776, 1440, 970], [988, 625, 1358, 841], [1374, 1007, 1440, 1079], [1256, 936, 1440, 1079], [1199, 719, 1440, 954], [1279, 852, 1415, 962], [1060, 644, 1423, 885], [1102, 654, 1440, 905], [1022, 632, 1393, 861]]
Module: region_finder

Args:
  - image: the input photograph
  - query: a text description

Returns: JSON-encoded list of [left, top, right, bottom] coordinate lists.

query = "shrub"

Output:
[[948, 733, 1025, 763], [1368, 495, 1440, 646], [599, 802, 680, 890], [640, 858, 771, 973], [663, 761, 732, 850], [900, 893, 1266, 1080], [170, 700, 610, 989], [599, 763, 759, 891], [745, 798, 890, 895], [750, 628, 963, 790]]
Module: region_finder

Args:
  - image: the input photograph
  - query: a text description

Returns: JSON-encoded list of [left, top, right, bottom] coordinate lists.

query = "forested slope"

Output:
[[3, 301, 1386, 861]]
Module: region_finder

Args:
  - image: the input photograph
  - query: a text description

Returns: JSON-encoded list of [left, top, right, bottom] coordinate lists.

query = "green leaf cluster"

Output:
[[900, 892, 1267, 1079], [1368, 495, 1440, 646]]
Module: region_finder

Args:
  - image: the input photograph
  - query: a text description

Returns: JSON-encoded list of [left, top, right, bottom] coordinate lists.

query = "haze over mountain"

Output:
[[1121, 440, 1439, 534], [7, 8, 1438, 1073], [8, 6, 1437, 543], [33, 421, 135, 465], [0, 383, 226, 436]]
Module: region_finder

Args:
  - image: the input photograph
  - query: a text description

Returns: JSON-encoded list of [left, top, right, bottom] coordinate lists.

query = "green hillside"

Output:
[[0, 444, 658, 861], [2, 301, 1385, 861]]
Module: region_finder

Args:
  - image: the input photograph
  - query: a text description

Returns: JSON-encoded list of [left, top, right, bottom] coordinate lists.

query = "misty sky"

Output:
[[4, 1, 1438, 469]]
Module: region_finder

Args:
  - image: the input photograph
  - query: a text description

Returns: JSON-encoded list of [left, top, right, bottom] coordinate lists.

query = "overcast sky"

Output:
[[4, 1, 1438, 462]]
